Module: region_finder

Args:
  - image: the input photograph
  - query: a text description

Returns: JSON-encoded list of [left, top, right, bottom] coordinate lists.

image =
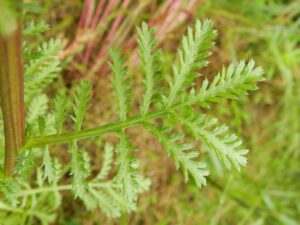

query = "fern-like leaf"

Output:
[[174, 110, 248, 171], [43, 148, 55, 183], [166, 19, 217, 107], [95, 143, 114, 180], [88, 186, 131, 217], [145, 124, 209, 187], [70, 143, 91, 198], [137, 22, 162, 115], [26, 94, 48, 125], [0, 171, 20, 206], [70, 80, 92, 197], [109, 48, 131, 121], [15, 150, 35, 181], [191, 60, 264, 108], [53, 90, 69, 134], [114, 132, 139, 204], [23, 21, 49, 37], [25, 39, 62, 104], [71, 80, 91, 131], [0, 20, 265, 223]]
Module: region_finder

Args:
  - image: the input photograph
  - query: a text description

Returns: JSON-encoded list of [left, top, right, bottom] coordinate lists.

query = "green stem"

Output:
[[0, 3, 24, 175], [0, 201, 24, 213], [18, 181, 112, 196], [23, 88, 213, 149], [24, 109, 168, 149]]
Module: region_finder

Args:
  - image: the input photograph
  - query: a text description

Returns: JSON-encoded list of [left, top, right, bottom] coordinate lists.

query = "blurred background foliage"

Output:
[[23, 0, 300, 224]]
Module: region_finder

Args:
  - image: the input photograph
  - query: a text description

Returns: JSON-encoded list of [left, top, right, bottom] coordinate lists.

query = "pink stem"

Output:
[[97, 0, 131, 59], [98, 0, 120, 23], [166, 0, 197, 34], [155, 0, 181, 40], [84, 0, 96, 28], [158, 0, 174, 15], [83, 0, 120, 65], [91, 0, 106, 29], [78, 0, 90, 28]]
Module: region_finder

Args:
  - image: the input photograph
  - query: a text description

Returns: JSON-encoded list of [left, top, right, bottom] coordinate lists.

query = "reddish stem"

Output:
[[97, 0, 131, 60], [0, 16, 24, 175], [83, 0, 120, 65]]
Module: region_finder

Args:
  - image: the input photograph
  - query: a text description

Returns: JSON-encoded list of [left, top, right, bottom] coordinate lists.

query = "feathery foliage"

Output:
[[0, 171, 20, 206], [26, 94, 48, 124], [24, 38, 62, 104], [173, 110, 248, 171], [53, 90, 69, 134], [109, 48, 131, 121], [166, 20, 217, 107], [43, 147, 55, 183], [137, 22, 162, 115], [193, 60, 264, 108], [0, 19, 264, 224], [70, 80, 92, 197], [95, 143, 114, 180], [145, 123, 209, 187], [114, 131, 150, 205], [23, 21, 49, 37]]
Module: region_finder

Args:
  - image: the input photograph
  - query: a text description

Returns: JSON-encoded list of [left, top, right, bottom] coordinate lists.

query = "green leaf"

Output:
[[0, 171, 20, 206], [70, 80, 92, 198], [42, 148, 55, 183], [15, 150, 35, 181], [11, 19, 265, 220], [88, 187, 130, 217], [71, 79, 91, 131], [166, 19, 217, 107], [109, 48, 131, 121], [25, 38, 62, 104], [70, 142, 91, 198], [23, 21, 49, 37], [95, 143, 114, 180], [193, 60, 264, 108], [174, 110, 248, 171], [145, 123, 209, 188], [26, 94, 48, 125], [137, 22, 162, 115], [53, 90, 69, 134], [114, 131, 138, 204]]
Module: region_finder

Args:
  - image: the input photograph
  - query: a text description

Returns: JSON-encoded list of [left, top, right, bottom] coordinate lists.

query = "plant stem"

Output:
[[0, 3, 24, 175], [17, 181, 112, 196], [25, 109, 168, 149], [24, 91, 206, 149]]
